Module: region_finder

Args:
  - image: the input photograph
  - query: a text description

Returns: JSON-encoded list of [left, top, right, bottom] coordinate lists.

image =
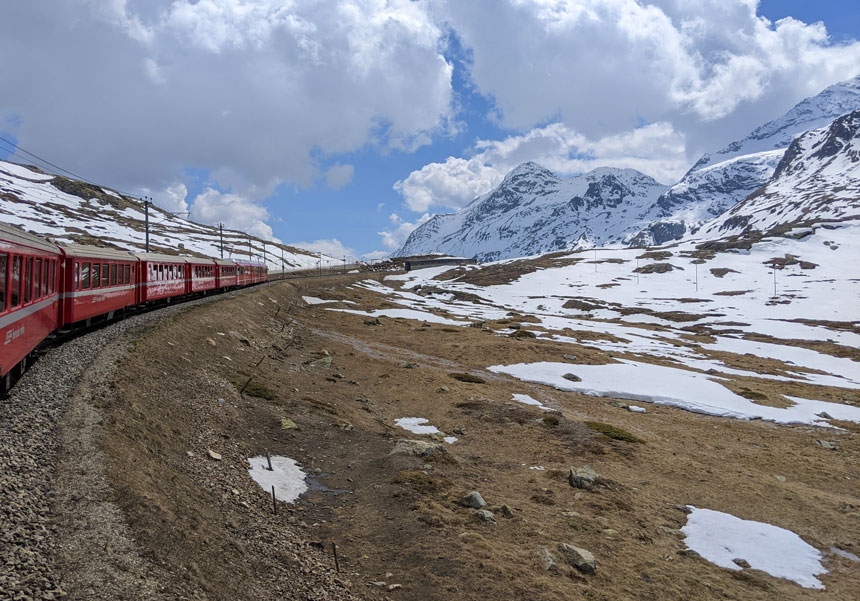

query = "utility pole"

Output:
[[219, 223, 224, 259], [281, 247, 285, 280], [144, 198, 151, 253], [248, 235, 252, 260]]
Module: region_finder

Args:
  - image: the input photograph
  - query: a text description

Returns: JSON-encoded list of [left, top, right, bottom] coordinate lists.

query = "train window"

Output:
[[110, 263, 117, 286], [125, 265, 131, 284], [48, 260, 53, 294], [157, 264, 163, 280], [35, 258, 42, 298], [0, 253, 6, 312], [101, 263, 109, 287], [11, 256, 21, 307], [74, 262, 80, 290], [24, 257, 33, 303], [92, 263, 101, 288], [82, 262, 90, 289]]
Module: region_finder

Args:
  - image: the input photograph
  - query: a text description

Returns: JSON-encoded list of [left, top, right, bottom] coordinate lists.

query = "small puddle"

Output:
[[306, 473, 352, 496]]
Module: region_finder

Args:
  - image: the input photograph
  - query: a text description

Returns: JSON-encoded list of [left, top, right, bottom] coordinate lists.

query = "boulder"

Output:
[[558, 543, 596, 574], [475, 509, 496, 525], [568, 466, 600, 489], [460, 491, 487, 508], [537, 547, 560, 572], [389, 439, 445, 457]]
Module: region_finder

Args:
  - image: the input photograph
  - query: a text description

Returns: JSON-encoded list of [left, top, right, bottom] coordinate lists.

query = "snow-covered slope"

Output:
[[395, 162, 668, 261], [0, 159, 336, 271], [692, 75, 860, 171], [630, 76, 860, 245], [697, 110, 860, 238]]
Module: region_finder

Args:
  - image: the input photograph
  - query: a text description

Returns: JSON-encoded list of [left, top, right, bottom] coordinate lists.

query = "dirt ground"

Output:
[[90, 274, 859, 600]]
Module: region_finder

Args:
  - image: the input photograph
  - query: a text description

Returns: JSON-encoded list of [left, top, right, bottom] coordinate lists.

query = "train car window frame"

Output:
[[24, 257, 33, 304], [74, 262, 80, 290], [110, 263, 117, 286], [125, 265, 131, 284], [35, 258, 42, 298], [92, 263, 101, 289], [11, 255, 21, 308], [81, 262, 90, 289], [101, 263, 109, 287], [0, 252, 7, 313]]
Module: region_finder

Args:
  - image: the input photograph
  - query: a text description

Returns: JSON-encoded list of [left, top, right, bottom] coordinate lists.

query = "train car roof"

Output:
[[0, 222, 61, 254], [59, 243, 138, 261], [234, 259, 267, 267], [213, 258, 237, 266], [185, 256, 217, 266], [133, 252, 188, 264]]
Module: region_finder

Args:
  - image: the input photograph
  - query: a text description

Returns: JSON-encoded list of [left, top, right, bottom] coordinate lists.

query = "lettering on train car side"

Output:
[[4, 325, 25, 345]]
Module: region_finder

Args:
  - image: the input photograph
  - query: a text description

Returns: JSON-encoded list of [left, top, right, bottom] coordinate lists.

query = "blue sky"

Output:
[[1, 1, 859, 259]]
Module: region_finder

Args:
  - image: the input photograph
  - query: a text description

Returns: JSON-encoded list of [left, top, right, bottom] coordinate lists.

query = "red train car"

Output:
[[0, 223, 62, 383], [59, 244, 138, 326], [214, 259, 238, 288], [187, 258, 217, 293], [235, 260, 267, 285], [135, 253, 187, 302]]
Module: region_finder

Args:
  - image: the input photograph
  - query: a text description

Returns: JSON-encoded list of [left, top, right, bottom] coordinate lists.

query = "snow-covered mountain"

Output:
[[0, 159, 336, 271], [696, 109, 860, 238], [394, 162, 668, 261], [630, 76, 860, 245], [693, 76, 860, 171]]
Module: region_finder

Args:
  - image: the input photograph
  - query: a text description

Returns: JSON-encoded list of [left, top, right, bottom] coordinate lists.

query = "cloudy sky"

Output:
[[1, 0, 859, 259]]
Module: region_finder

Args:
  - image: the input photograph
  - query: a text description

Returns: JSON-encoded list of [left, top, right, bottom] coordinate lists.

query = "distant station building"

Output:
[[403, 256, 478, 271]]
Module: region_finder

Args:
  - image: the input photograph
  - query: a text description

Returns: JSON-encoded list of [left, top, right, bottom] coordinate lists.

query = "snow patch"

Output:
[[682, 506, 826, 589], [247, 456, 308, 503]]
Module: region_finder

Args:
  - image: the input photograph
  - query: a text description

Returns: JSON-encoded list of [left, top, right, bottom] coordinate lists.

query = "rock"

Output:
[[401, 362, 419, 369], [310, 356, 333, 367], [370, 581, 386, 588], [206, 338, 217, 346], [388, 584, 402, 591], [385, 572, 394, 579], [774, 475, 786, 482], [562, 354, 577, 361], [341, 422, 354, 432], [557, 543, 597, 574], [509, 329, 537, 339], [562, 373, 581, 382], [207, 449, 222, 461], [500, 504, 515, 518], [678, 549, 700, 558], [608, 400, 628, 408], [281, 418, 298, 430], [815, 439, 838, 450], [537, 547, 560, 571], [732, 558, 751, 569], [389, 439, 446, 457], [475, 509, 496, 524], [438, 386, 450, 393], [364, 318, 382, 326], [238, 337, 251, 346], [460, 491, 487, 509], [568, 466, 599, 489], [469, 321, 484, 328], [817, 411, 833, 420]]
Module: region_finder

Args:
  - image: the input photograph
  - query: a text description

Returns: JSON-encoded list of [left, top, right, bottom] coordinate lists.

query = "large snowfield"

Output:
[[341, 220, 859, 427]]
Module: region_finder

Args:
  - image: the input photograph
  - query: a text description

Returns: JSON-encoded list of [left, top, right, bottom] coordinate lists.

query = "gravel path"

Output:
[[0, 294, 241, 601]]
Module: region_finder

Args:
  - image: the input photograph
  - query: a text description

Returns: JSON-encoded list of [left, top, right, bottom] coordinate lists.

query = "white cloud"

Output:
[[189, 187, 274, 240], [392, 121, 688, 213], [324, 163, 354, 190], [144, 182, 188, 214], [438, 0, 860, 139], [361, 249, 389, 260], [0, 0, 454, 200], [289, 238, 355, 260], [393, 157, 504, 212], [378, 212, 431, 250]]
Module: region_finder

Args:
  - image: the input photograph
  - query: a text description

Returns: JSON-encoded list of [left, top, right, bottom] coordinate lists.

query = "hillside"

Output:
[[0, 159, 337, 270], [395, 162, 667, 261]]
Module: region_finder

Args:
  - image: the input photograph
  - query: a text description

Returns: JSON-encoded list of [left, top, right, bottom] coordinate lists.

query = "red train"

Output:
[[0, 222, 268, 390]]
